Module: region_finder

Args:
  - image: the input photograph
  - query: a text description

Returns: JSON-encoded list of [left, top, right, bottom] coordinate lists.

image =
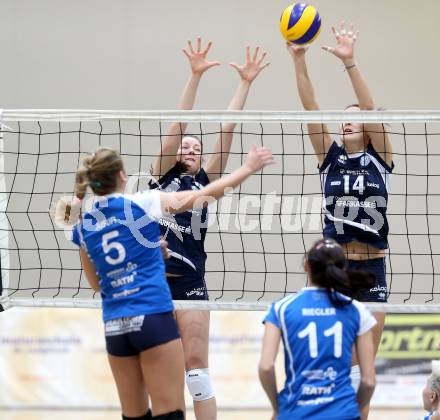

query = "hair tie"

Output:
[[90, 180, 102, 188]]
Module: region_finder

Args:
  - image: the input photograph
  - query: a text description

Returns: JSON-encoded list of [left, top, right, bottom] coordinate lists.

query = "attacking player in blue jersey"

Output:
[[259, 239, 377, 420], [286, 21, 393, 413], [149, 37, 269, 420], [65, 145, 273, 420], [422, 361, 440, 420]]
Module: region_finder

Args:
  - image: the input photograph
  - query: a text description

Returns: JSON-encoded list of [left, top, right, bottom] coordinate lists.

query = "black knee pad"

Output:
[[152, 409, 184, 420], [122, 409, 152, 420]]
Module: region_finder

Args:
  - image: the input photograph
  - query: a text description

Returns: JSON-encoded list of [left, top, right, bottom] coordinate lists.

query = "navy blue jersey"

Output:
[[320, 141, 394, 249], [264, 288, 376, 420], [149, 166, 210, 276], [71, 191, 173, 321]]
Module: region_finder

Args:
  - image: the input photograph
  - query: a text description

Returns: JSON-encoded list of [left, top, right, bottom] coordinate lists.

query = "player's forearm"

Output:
[[167, 73, 203, 137], [80, 249, 100, 292], [292, 55, 319, 110], [343, 59, 375, 110], [258, 367, 278, 411], [178, 72, 202, 110], [357, 379, 376, 418], [164, 164, 254, 213], [221, 79, 251, 133], [200, 164, 253, 199]]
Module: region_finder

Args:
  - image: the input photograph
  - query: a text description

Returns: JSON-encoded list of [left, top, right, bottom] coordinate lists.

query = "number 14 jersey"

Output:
[[320, 141, 394, 249]]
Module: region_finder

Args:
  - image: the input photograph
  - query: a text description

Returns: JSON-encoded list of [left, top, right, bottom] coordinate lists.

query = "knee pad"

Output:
[[122, 409, 152, 420], [185, 368, 215, 402], [350, 365, 361, 391], [152, 410, 184, 420]]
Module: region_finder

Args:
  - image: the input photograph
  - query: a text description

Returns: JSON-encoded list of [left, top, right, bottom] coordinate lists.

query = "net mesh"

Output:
[[1, 110, 440, 312]]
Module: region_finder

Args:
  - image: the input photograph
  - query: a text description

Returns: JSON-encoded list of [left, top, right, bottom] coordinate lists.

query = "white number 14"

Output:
[[343, 175, 365, 195]]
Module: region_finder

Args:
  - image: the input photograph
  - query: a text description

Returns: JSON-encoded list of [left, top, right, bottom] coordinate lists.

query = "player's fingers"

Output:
[[257, 51, 267, 65], [331, 26, 341, 40], [197, 36, 202, 52], [202, 40, 213, 55], [253, 46, 260, 62], [207, 61, 221, 68], [321, 46, 334, 54], [187, 40, 195, 54], [246, 45, 251, 61]]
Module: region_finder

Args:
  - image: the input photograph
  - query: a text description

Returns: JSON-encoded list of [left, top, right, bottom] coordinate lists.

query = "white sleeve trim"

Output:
[[352, 300, 377, 336], [130, 190, 163, 219]]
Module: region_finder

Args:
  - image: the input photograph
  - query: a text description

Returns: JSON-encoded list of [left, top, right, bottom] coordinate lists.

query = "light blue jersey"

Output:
[[71, 191, 173, 321], [264, 287, 376, 420]]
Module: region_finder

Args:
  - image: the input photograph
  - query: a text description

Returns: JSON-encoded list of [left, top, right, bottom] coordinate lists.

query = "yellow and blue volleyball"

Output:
[[279, 3, 322, 45]]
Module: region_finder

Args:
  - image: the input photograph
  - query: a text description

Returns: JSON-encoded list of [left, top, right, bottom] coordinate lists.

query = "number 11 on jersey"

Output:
[[298, 321, 343, 358]]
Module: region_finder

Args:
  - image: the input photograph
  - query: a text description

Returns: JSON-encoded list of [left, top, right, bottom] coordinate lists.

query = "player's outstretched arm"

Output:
[[355, 329, 377, 419], [204, 46, 270, 181], [322, 21, 392, 165], [80, 248, 100, 292], [286, 43, 332, 165], [258, 323, 281, 418], [153, 37, 220, 177], [160, 145, 274, 214]]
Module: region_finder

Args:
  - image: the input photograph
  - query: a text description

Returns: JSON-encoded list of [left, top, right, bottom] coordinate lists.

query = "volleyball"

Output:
[[279, 3, 322, 45]]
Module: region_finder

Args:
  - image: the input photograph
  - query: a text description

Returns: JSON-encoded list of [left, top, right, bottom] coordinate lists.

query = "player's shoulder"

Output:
[[319, 141, 344, 172], [270, 290, 306, 314], [195, 168, 210, 185]]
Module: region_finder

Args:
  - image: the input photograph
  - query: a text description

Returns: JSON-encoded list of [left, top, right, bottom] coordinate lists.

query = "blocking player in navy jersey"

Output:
[[286, 21, 393, 411], [259, 239, 377, 420], [65, 146, 273, 420], [149, 37, 269, 420]]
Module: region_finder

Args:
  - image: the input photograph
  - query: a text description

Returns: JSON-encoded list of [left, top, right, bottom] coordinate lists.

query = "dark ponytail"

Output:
[[306, 238, 375, 306]]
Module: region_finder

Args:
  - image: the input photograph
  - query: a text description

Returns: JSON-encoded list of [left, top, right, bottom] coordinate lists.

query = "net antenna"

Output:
[[2, 109, 440, 313]]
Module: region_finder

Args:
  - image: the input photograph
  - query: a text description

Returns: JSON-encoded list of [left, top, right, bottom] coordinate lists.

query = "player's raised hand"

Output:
[[183, 36, 221, 75], [322, 21, 359, 61], [230, 46, 270, 83], [285, 42, 309, 59], [244, 144, 274, 172]]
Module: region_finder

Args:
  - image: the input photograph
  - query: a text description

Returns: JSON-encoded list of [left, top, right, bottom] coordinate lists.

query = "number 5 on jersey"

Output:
[[102, 230, 126, 265]]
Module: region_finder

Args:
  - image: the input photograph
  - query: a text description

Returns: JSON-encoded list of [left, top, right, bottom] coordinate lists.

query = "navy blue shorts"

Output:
[[104, 312, 180, 357], [166, 272, 209, 301], [348, 257, 388, 303]]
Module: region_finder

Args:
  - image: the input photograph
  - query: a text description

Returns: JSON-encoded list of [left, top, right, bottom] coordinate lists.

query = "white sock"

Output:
[[350, 365, 361, 391]]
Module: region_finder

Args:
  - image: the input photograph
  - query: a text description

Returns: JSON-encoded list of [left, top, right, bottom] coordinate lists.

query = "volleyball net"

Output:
[[1, 109, 440, 313]]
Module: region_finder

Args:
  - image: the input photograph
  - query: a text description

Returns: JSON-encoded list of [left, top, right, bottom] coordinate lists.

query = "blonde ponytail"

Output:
[[52, 147, 124, 227]]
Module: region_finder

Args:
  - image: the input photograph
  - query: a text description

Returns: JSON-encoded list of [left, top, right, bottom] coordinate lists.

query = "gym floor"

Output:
[[0, 408, 423, 420]]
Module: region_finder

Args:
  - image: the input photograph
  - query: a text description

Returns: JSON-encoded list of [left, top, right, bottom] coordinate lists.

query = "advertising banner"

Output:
[[0, 308, 437, 408]]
